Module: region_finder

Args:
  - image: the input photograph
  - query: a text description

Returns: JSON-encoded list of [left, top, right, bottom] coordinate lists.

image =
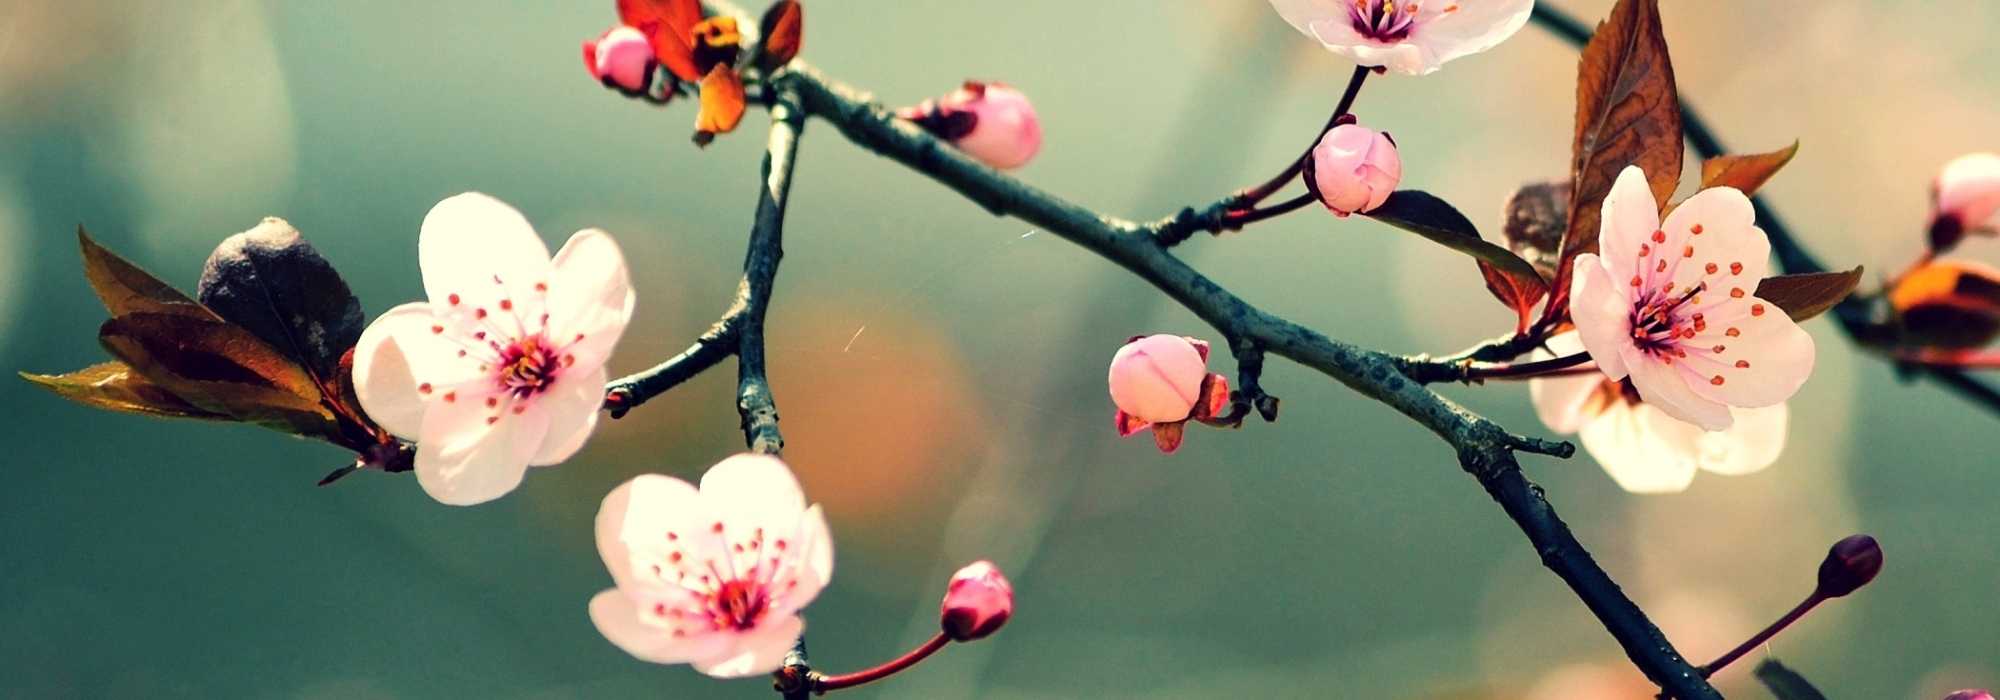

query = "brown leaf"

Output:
[[1701, 141, 1799, 197], [756, 0, 803, 72], [19, 362, 227, 420], [1545, 0, 1682, 324], [1889, 259, 2000, 349], [98, 311, 340, 439], [1754, 267, 1862, 322], [78, 227, 213, 320], [693, 64, 746, 146]]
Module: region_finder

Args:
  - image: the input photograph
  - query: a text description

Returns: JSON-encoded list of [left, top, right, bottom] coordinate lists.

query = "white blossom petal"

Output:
[[414, 392, 550, 505], [1697, 403, 1788, 476], [418, 193, 552, 311], [1569, 256, 1633, 380], [352, 303, 439, 440], [1598, 166, 1665, 286], [546, 228, 635, 372], [689, 615, 804, 679], [1621, 345, 1733, 431], [530, 365, 607, 466], [589, 589, 733, 664], [1578, 402, 1702, 494]]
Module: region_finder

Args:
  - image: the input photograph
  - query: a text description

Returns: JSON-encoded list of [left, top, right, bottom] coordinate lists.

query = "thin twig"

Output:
[[777, 62, 1714, 698]]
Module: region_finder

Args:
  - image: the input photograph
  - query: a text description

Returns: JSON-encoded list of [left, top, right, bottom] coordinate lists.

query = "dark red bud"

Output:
[[1943, 691, 1995, 700], [940, 560, 1012, 642], [1815, 534, 1882, 598]]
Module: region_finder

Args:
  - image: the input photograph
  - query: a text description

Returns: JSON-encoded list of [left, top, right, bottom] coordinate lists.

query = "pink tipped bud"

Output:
[[585, 26, 657, 95], [1815, 534, 1882, 598], [940, 560, 1013, 642], [1303, 123, 1401, 217], [901, 81, 1042, 170], [1932, 153, 2000, 251], [1107, 334, 1210, 423], [1944, 691, 1996, 700]]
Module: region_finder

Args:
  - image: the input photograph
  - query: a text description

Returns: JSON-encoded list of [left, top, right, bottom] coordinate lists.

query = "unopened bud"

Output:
[[584, 26, 656, 95], [1303, 122, 1401, 217], [940, 560, 1012, 642], [1943, 690, 1995, 700], [1931, 152, 2000, 251], [900, 82, 1042, 170], [1107, 334, 1210, 423], [1815, 534, 1882, 598]]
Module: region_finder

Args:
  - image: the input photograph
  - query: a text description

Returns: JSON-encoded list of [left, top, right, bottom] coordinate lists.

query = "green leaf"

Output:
[[1755, 267, 1863, 323], [19, 362, 228, 420], [1366, 190, 1550, 332], [197, 218, 365, 382]]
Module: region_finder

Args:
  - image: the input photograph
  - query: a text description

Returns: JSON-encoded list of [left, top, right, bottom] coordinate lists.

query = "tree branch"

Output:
[[775, 62, 1720, 698]]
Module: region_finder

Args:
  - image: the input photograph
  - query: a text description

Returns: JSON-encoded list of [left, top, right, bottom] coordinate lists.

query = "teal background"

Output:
[[2, 1, 1996, 697]]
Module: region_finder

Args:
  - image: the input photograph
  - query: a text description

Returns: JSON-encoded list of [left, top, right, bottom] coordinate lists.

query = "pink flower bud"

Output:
[[1944, 691, 1996, 700], [1107, 334, 1210, 423], [1815, 534, 1882, 598], [1932, 152, 2000, 250], [940, 560, 1013, 642], [899, 81, 1042, 170], [584, 26, 656, 95], [1304, 123, 1401, 216]]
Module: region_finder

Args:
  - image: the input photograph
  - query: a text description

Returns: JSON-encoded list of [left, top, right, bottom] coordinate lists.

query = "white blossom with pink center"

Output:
[[1268, 0, 1534, 75], [1932, 152, 2000, 237], [590, 454, 833, 678], [352, 193, 635, 505], [1531, 332, 1788, 494], [1569, 166, 1815, 431]]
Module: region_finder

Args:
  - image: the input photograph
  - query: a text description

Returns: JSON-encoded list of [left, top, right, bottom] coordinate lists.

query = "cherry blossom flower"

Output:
[[1531, 333, 1788, 493], [352, 193, 634, 505], [1930, 152, 2000, 250], [1269, 0, 1534, 76], [1107, 334, 1231, 453], [898, 81, 1043, 170], [590, 454, 833, 678], [1304, 122, 1401, 216], [1568, 166, 1815, 431], [584, 26, 658, 95], [939, 560, 1012, 642]]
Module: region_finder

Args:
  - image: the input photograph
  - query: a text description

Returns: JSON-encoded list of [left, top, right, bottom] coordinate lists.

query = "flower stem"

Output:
[[1458, 351, 1594, 381], [1222, 193, 1317, 228], [1238, 65, 1372, 206], [813, 633, 952, 693], [1699, 592, 1825, 677]]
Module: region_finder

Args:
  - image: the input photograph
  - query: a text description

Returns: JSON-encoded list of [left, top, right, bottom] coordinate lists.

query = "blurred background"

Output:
[[2, 1, 1996, 697]]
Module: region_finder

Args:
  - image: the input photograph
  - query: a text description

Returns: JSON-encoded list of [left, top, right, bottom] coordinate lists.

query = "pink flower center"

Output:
[[1628, 283, 1706, 358], [705, 579, 770, 631], [1349, 0, 1419, 41], [495, 335, 564, 398]]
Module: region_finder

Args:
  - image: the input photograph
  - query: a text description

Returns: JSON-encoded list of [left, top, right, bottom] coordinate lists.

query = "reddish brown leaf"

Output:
[[78, 227, 213, 320], [1481, 262, 1551, 334], [757, 0, 803, 71], [1701, 141, 1799, 197], [1545, 0, 1682, 324], [1889, 260, 2000, 349], [693, 64, 746, 146], [99, 311, 340, 439], [618, 0, 704, 81], [19, 361, 227, 421], [1754, 267, 1862, 322], [1151, 422, 1185, 453]]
